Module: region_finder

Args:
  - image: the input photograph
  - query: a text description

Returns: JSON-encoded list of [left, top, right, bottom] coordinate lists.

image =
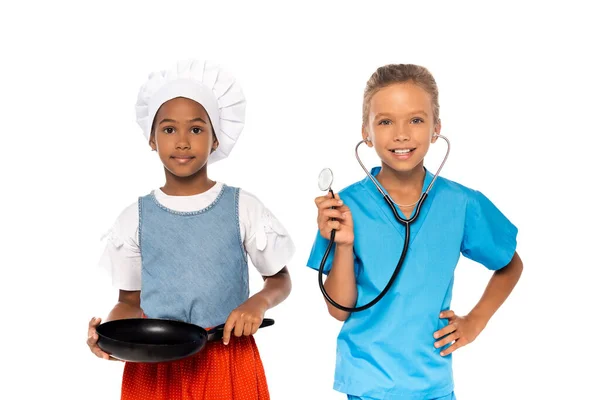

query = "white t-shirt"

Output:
[[98, 182, 295, 291]]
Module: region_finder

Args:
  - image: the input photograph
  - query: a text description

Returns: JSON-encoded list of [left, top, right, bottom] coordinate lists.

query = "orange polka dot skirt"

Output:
[[121, 335, 270, 400]]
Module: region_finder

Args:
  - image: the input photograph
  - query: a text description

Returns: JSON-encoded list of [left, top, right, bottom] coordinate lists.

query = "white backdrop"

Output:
[[1, 1, 598, 399]]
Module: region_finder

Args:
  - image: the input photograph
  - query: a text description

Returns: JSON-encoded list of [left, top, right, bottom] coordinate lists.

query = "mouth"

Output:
[[171, 155, 196, 164], [389, 148, 416, 160], [389, 148, 415, 154]]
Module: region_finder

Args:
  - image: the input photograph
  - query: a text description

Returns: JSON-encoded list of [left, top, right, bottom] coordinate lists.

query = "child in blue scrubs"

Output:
[[307, 64, 523, 400]]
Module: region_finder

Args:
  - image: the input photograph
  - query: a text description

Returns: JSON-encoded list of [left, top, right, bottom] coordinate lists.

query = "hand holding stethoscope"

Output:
[[314, 189, 354, 248]]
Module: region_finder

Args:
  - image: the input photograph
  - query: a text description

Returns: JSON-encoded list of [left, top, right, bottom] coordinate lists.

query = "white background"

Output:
[[1, 1, 598, 399]]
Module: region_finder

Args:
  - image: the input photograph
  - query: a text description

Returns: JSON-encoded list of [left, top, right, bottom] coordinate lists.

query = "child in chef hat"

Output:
[[87, 59, 294, 400]]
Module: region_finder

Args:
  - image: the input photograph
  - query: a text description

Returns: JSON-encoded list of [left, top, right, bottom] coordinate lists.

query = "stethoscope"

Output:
[[317, 134, 451, 312]]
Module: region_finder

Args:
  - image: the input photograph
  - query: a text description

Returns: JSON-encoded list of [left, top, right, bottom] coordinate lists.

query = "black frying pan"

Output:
[[96, 318, 274, 363]]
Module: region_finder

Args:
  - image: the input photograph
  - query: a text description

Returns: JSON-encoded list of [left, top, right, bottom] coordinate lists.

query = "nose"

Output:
[[393, 125, 410, 142], [175, 132, 191, 150]]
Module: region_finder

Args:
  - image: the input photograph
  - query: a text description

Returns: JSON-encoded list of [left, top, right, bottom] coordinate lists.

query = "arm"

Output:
[[468, 251, 523, 326], [435, 252, 523, 356], [88, 290, 143, 360], [221, 189, 296, 344], [106, 290, 144, 321], [322, 243, 357, 321], [253, 266, 292, 310], [222, 266, 292, 345], [314, 193, 357, 321]]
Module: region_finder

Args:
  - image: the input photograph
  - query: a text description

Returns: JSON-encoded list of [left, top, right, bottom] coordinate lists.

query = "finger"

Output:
[[250, 321, 260, 335], [88, 317, 100, 337], [440, 339, 465, 356], [318, 201, 343, 215], [233, 317, 245, 338], [435, 332, 459, 349], [317, 211, 333, 226], [342, 212, 353, 225], [317, 198, 344, 210], [314, 193, 336, 205], [87, 328, 102, 347], [319, 227, 333, 238], [440, 310, 455, 319], [321, 209, 346, 220], [327, 220, 342, 231], [92, 347, 109, 359], [242, 321, 255, 336], [337, 205, 350, 213], [318, 211, 347, 228], [87, 332, 98, 347], [222, 315, 236, 345], [433, 322, 458, 339]]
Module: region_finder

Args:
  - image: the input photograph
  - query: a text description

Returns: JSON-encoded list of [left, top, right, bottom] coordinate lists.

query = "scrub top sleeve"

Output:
[[461, 190, 518, 270]]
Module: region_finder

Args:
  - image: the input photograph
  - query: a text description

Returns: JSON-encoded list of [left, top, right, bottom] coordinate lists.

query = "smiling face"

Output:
[[149, 97, 218, 178], [363, 82, 440, 174]]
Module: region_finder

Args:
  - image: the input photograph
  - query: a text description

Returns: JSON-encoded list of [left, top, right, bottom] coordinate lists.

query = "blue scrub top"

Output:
[[307, 167, 518, 399]]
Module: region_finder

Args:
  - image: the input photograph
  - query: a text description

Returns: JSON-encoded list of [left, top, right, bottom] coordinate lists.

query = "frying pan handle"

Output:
[[207, 318, 275, 342]]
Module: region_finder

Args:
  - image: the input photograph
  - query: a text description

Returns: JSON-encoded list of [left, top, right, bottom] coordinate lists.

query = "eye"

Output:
[[410, 118, 424, 124], [378, 119, 392, 126], [163, 127, 175, 134], [191, 127, 203, 134]]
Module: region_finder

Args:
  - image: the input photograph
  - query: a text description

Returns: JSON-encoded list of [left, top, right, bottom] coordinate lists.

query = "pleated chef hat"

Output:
[[135, 59, 246, 164]]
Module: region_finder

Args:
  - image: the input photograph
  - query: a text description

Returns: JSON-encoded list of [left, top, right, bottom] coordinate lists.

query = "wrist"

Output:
[[467, 309, 491, 330], [336, 242, 354, 250], [249, 293, 271, 313]]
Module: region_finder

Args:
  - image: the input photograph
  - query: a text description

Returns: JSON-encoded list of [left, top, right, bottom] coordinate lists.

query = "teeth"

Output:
[[393, 149, 411, 154]]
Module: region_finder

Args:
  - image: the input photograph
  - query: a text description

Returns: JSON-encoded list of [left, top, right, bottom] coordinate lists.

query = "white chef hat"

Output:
[[135, 59, 246, 164]]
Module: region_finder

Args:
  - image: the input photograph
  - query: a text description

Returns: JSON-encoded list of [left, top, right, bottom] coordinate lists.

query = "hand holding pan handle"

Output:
[[208, 318, 275, 341]]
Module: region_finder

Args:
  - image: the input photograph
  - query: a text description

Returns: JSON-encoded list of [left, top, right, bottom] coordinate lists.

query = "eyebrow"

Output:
[[188, 117, 208, 124], [158, 117, 208, 125], [374, 110, 429, 119]]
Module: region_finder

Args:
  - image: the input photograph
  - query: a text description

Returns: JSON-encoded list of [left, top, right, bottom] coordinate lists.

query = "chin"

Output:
[[383, 158, 424, 173], [166, 164, 205, 178], [171, 171, 201, 178]]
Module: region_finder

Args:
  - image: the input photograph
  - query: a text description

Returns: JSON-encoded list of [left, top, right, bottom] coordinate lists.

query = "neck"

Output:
[[161, 166, 214, 196], [377, 161, 426, 194]]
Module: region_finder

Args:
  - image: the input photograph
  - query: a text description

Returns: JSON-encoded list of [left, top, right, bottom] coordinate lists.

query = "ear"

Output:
[[362, 126, 374, 148], [431, 119, 442, 143], [210, 133, 219, 153], [149, 133, 157, 151]]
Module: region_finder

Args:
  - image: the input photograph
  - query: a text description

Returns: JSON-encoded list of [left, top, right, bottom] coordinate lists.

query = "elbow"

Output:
[[264, 266, 292, 293], [280, 267, 293, 298], [327, 305, 350, 321], [498, 252, 523, 279], [330, 311, 349, 322], [510, 252, 524, 276], [516, 259, 524, 276]]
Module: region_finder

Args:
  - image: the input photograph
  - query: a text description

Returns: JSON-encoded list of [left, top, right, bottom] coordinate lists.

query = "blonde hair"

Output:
[[362, 64, 440, 127]]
